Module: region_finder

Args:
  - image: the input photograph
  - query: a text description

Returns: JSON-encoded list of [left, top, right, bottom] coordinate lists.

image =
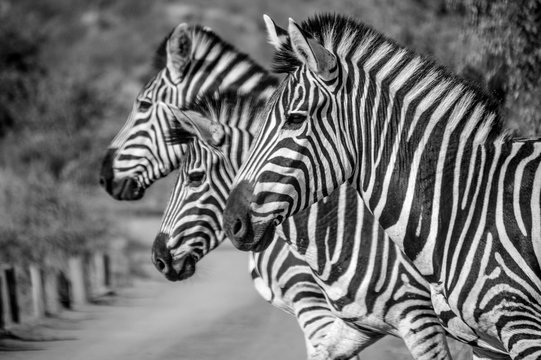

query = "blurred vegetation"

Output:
[[0, 0, 537, 275], [0, 169, 108, 265], [447, 0, 541, 135], [0, 0, 116, 263]]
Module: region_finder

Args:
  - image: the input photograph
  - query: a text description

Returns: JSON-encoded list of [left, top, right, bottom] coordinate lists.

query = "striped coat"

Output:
[[224, 13, 541, 359]]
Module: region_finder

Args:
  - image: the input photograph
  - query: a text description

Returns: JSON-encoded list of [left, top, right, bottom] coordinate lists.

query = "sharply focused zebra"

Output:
[[150, 90, 456, 359], [224, 13, 541, 359], [99, 22, 277, 200], [100, 21, 454, 359]]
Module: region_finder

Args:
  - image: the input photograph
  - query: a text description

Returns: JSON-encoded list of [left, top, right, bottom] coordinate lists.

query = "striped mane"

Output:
[[166, 90, 265, 145], [272, 13, 507, 143]]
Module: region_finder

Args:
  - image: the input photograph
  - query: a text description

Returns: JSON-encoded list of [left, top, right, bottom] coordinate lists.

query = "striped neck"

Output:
[[334, 22, 507, 275], [350, 44, 504, 219]]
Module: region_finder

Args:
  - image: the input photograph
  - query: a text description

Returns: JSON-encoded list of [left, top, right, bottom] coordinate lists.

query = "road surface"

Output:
[[0, 216, 469, 360]]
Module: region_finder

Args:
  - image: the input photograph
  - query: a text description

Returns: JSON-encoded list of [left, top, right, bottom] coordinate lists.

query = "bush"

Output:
[[448, 0, 541, 135], [0, 169, 109, 265], [0, 0, 122, 266], [0, 2, 46, 136], [0, 77, 108, 180]]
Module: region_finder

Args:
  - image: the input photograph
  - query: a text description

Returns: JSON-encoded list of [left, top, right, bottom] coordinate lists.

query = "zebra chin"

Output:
[[152, 232, 197, 281], [230, 219, 276, 253], [224, 180, 281, 252], [169, 255, 196, 281], [103, 177, 146, 201]]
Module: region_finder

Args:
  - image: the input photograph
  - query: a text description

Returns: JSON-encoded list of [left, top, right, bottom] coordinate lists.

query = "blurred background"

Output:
[[0, 0, 539, 359]]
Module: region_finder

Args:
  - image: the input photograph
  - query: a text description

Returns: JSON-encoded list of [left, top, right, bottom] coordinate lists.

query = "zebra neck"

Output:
[[350, 65, 505, 277]]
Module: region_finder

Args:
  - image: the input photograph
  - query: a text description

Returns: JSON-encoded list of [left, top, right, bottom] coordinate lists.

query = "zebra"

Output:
[[223, 13, 541, 359], [99, 22, 277, 200], [100, 22, 454, 359], [152, 92, 455, 359], [96, 23, 390, 358]]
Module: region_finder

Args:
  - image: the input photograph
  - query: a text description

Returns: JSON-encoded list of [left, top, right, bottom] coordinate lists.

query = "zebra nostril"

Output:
[[99, 176, 106, 187], [156, 258, 167, 272], [232, 217, 244, 237]]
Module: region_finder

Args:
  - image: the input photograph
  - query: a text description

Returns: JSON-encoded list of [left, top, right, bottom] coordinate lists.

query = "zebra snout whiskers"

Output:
[[152, 232, 177, 281]]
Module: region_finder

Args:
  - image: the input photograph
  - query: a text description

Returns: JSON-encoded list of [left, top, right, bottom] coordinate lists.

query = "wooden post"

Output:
[[0, 274, 4, 329], [104, 253, 111, 288], [5, 267, 20, 324], [29, 264, 45, 318], [68, 256, 87, 307], [57, 271, 71, 309], [44, 270, 61, 315], [91, 252, 107, 297], [0, 269, 8, 328]]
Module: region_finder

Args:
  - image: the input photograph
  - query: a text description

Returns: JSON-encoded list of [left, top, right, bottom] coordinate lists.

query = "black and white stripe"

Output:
[[226, 13, 541, 359], [155, 93, 453, 359]]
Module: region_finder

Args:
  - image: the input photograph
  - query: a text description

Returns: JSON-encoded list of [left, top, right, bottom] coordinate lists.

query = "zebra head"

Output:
[[151, 93, 263, 281], [224, 15, 355, 252], [100, 23, 277, 200]]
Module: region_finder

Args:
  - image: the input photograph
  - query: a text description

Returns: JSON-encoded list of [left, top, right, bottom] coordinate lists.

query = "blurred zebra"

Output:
[[99, 22, 277, 200], [224, 13, 541, 359], [152, 92, 453, 359]]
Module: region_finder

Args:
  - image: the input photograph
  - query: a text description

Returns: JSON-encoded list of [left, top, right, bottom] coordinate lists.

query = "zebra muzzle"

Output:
[[224, 180, 278, 252], [152, 233, 198, 281]]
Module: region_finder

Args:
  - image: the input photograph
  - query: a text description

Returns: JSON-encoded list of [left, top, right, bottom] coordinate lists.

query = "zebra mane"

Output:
[[153, 24, 274, 80], [272, 14, 374, 74], [166, 90, 265, 146], [272, 13, 506, 141], [165, 124, 194, 145], [153, 33, 170, 71]]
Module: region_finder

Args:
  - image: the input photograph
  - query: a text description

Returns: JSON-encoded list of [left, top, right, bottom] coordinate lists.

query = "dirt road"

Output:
[[1, 216, 469, 360]]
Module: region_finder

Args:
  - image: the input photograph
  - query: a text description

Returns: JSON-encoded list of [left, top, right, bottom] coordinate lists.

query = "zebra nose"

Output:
[[232, 217, 246, 239], [224, 180, 256, 251], [154, 256, 168, 272], [99, 149, 116, 192], [152, 233, 178, 281], [99, 174, 113, 194]]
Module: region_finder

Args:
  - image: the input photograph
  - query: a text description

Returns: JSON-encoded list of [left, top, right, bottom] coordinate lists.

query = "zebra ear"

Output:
[[287, 18, 336, 80], [263, 14, 288, 50], [166, 23, 192, 84], [170, 108, 225, 147]]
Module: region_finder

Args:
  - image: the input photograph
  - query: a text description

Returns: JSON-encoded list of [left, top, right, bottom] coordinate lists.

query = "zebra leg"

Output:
[[308, 318, 384, 360], [286, 287, 376, 360], [502, 336, 541, 360], [290, 295, 352, 359], [398, 320, 453, 360], [472, 348, 511, 360]]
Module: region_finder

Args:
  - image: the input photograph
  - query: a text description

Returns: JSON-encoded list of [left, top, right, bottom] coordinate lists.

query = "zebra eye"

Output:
[[187, 171, 205, 186], [138, 100, 153, 112], [284, 112, 307, 130]]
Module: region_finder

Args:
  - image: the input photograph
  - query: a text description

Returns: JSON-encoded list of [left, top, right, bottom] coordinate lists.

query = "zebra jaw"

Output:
[[152, 232, 196, 281], [109, 176, 145, 201], [223, 180, 278, 252], [170, 254, 196, 281], [99, 150, 146, 201]]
